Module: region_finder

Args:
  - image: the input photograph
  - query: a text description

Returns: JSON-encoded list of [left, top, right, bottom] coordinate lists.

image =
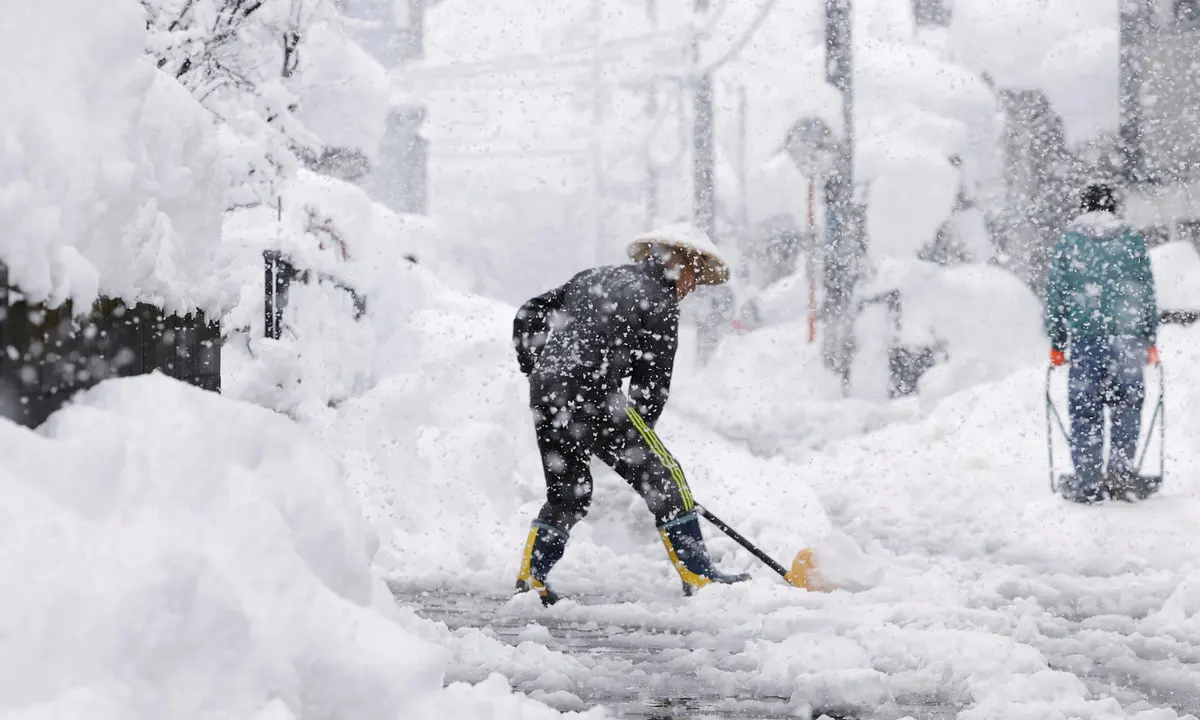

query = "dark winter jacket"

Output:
[[1045, 211, 1159, 352], [513, 258, 679, 427]]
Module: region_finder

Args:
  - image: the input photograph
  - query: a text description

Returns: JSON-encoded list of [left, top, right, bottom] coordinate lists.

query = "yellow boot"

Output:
[[514, 522, 566, 606], [659, 513, 750, 596]]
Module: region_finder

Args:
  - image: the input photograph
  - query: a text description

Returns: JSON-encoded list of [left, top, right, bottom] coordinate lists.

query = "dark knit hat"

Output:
[[1080, 183, 1118, 214]]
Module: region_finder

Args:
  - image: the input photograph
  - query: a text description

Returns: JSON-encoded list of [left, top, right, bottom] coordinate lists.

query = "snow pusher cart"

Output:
[[1044, 362, 1165, 502]]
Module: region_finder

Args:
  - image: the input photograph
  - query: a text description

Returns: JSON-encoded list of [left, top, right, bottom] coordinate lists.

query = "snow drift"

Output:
[[0, 376, 434, 718], [0, 374, 606, 719]]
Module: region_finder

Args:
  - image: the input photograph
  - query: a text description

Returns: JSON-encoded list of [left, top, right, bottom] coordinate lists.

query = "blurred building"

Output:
[[339, 0, 435, 215], [993, 90, 1082, 294], [1121, 0, 1200, 249], [911, 0, 952, 28]]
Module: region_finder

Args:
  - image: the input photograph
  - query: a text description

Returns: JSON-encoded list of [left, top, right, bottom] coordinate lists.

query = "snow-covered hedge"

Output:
[[0, 0, 400, 318], [220, 169, 456, 415], [0, 0, 229, 316]]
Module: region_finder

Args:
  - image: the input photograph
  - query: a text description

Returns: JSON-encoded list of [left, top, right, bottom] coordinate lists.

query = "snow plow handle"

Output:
[[695, 506, 789, 579], [1044, 365, 1072, 493], [1135, 361, 1166, 479]]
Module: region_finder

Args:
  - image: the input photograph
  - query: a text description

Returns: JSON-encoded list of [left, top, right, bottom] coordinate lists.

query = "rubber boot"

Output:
[[1105, 468, 1162, 501], [1060, 473, 1105, 504], [658, 512, 750, 597], [514, 521, 567, 606]]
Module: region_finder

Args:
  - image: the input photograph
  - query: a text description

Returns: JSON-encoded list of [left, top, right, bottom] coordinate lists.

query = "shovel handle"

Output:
[[696, 506, 789, 578]]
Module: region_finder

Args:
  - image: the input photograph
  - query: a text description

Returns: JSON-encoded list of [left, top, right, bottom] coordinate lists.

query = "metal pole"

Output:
[[807, 178, 816, 345], [823, 0, 857, 391], [737, 84, 749, 231], [1119, 0, 1149, 185], [590, 0, 605, 261], [693, 0, 715, 236], [645, 0, 660, 230], [264, 250, 281, 340]]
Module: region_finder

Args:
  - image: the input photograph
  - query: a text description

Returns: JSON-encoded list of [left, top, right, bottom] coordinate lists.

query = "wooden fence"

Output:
[[0, 261, 221, 427]]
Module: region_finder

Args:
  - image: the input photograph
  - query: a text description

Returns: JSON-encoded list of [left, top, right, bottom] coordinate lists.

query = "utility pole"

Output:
[[692, 0, 716, 237], [822, 0, 860, 391], [737, 84, 749, 231], [358, 0, 430, 214], [1119, 0, 1149, 185], [590, 0, 605, 262], [644, 0, 660, 230]]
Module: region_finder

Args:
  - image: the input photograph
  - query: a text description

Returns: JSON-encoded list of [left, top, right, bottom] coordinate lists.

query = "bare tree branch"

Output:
[[167, 0, 197, 32]]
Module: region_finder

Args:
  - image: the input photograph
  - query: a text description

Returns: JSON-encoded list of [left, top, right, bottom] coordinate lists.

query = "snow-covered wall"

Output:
[[0, 0, 230, 316]]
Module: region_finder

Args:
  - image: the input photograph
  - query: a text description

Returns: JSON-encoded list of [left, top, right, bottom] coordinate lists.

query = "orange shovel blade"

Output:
[[783, 548, 827, 591]]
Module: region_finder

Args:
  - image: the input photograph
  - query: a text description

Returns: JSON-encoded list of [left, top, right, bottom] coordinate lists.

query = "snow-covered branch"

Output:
[[142, 0, 344, 207]]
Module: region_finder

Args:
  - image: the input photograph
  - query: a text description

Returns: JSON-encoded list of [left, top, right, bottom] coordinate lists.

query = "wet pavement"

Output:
[[392, 583, 957, 719], [393, 571, 1200, 719]]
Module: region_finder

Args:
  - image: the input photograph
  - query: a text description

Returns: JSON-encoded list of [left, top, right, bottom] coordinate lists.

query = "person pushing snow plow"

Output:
[[1044, 182, 1163, 504], [509, 224, 752, 606]]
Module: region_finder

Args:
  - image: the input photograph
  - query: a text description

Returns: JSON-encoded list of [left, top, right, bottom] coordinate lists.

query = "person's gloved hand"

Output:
[[1148, 346, 1160, 366], [1050, 348, 1067, 367]]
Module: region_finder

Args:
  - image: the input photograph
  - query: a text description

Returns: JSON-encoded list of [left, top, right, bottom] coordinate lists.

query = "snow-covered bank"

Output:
[[0, 375, 606, 719]]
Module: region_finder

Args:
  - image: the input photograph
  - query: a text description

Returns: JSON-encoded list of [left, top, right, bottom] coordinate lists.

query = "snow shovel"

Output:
[[695, 505, 827, 591], [1044, 361, 1165, 501]]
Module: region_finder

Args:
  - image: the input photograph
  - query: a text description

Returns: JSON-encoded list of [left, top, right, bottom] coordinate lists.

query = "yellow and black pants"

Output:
[[521, 379, 694, 582]]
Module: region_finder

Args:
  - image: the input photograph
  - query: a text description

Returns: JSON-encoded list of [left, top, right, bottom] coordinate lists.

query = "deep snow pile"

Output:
[[796, 324, 1199, 576], [0, 0, 228, 315], [0, 374, 603, 719]]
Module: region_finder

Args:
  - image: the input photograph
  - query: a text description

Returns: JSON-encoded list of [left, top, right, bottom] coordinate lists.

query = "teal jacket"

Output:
[[1044, 211, 1159, 352]]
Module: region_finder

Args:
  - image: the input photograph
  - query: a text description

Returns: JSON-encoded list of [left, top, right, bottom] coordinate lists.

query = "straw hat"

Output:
[[626, 223, 730, 286]]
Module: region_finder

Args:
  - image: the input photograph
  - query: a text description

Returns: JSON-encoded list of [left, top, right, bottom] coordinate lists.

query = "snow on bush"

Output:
[[863, 259, 1047, 401], [291, 19, 392, 163], [220, 169, 456, 415], [0, 0, 228, 315], [852, 40, 995, 262], [144, 0, 393, 207], [708, 2, 998, 267]]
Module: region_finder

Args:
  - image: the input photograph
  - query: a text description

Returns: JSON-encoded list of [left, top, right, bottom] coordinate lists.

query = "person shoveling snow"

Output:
[[1045, 182, 1162, 504], [509, 224, 754, 606]]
